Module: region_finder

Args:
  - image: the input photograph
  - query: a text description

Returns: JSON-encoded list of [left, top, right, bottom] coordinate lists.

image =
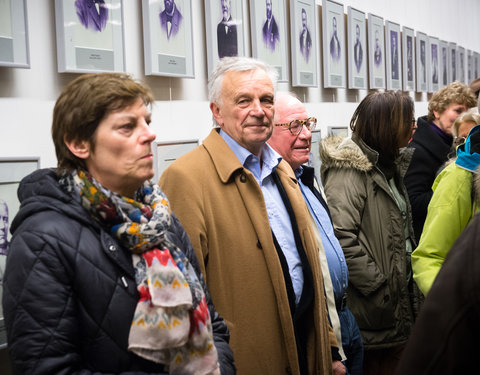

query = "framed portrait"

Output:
[[448, 42, 457, 83], [439, 40, 449, 87], [205, 0, 246, 78], [385, 20, 401, 90], [346, 7, 366, 89], [322, 0, 346, 88], [309, 130, 322, 183], [428, 36, 440, 93], [0, 157, 40, 347], [0, 0, 30, 68], [153, 140, 198, 182], [250, 0, 289, 82], [402, 26, 415, 91], [290, 0, 318, 87], [457, 46, 466, 84], [54, 0, 125, 73], [367, 13, 385, 89], [415, 31, 427, 92], [475, 51, 480, 80], [142, 0, 194, 78], [467, 49, 473, 84]]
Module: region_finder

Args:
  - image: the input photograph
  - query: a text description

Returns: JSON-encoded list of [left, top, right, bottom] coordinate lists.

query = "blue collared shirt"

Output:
[[220, 130, 304, 304], [296, 167, 348, 301]]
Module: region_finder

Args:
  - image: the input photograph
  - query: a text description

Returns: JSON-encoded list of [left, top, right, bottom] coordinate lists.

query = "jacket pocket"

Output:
[[350, 280, 396, 331]]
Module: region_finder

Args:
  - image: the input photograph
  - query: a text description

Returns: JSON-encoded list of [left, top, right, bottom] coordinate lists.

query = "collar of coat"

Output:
[[203, 128, 297, 185], [319, 132, 414, 177]]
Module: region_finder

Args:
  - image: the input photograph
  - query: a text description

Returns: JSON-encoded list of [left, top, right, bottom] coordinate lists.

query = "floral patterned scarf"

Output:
[[61, 170, 218, 375]]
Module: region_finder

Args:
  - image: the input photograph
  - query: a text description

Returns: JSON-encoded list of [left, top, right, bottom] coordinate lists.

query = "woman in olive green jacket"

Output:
[[320, 91, 421, 375]]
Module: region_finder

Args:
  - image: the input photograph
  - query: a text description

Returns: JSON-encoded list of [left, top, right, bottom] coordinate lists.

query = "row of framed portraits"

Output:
[[2, 0, 479, 92]]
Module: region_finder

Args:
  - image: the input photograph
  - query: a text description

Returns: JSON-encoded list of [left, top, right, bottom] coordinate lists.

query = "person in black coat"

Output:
[[404, 81, 476, 243], [395, 209, 480, 374], [2, 73, 235, 375]]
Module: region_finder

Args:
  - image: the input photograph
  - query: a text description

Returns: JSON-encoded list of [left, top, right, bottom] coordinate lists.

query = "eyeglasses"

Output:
[[275, 117, 317, 135]]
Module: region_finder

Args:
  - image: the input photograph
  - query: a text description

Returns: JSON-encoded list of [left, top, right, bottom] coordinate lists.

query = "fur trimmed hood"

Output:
[[319, 135, 373, 172]]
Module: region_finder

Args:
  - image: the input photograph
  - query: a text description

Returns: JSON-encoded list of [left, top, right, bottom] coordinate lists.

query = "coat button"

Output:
[[109, 245, 116, 252], [240, 172, 247, 183]]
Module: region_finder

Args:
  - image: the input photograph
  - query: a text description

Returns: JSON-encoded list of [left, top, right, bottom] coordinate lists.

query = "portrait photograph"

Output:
[[458, 46, 466, 83], [475, 51, 480, 80], [367, 13, 385, 89], [0, 0, 30, 68], [385, 20, 401, 90], [205, 0, 246, 77], [347, 6, 366, 89], [415, 31, 427, 92], [468, 49, 473, 84], [142, 0, 194, 78], [428, 36, 440, 92], [322, 0, 346, 88], [55, 0, 125, 73], [250, 0, 288, 82], [439, 40, 449, 87], [449, 42, 457, 83], [0, 157, 40, 346], [402, 26, 415, 91], [290, 0, 317, 87]]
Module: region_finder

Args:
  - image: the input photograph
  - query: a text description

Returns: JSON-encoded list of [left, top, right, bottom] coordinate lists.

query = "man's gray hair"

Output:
[[208, 56, 278, 105]]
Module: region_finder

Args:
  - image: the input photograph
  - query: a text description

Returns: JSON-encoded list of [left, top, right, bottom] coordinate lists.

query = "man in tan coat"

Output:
[[160, 57, 340, 375]]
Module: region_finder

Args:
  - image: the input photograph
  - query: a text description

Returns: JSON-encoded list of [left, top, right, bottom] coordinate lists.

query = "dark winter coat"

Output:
[[404, 115, 452, 242], [2, 168, 235, 375]]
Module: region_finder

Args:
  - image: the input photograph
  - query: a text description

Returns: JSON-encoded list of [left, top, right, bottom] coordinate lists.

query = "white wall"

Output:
[[0, 0, 479, 168]]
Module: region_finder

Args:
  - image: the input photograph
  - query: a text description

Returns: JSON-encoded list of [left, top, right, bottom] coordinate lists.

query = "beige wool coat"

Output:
[[160, 129, 337, 375]]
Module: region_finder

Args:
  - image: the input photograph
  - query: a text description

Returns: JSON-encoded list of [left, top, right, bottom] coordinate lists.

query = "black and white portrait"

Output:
[[353, 23, 363, 73], [431, 43, 438, 84], [217, 0, 238, 58], [374, 29, 382, 67], [390, 30, 399, 80], [0, 200, 8, 256], [451, 48, 457, 81], [407, 35, 413, 81], [329, 15, 341, 62], [420, 39, 426, 83], [75, 0, 109, 32], [442, 46, 448, 84], [299, 8, 312, 62], [262, 0, 279, 51], [159, 0, 182, 40]]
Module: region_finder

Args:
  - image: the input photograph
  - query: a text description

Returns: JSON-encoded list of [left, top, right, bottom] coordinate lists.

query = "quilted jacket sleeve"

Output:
[[2, 225, 165, 375], [168, 214, 236, 375]]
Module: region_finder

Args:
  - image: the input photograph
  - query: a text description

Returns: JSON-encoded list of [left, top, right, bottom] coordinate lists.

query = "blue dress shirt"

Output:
[[296, 167, 348, 301], [220, 130, 304, 304]]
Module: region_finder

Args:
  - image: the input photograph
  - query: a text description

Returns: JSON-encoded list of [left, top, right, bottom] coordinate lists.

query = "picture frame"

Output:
[[402, 26, 415, 91], [367, 13, 385, 89], [152, 140, 198, 182], [457, 45, 466, 84], [309, 129, 322, 184], [346, 6, 366, 89], [0, 157, 40, 348], [250, 0, 289, 82], [475, 51, 480, 80], [0, 0, 30, 68], [428, 36, 440, 93], [448, 42, 457, 83], [415, 31, 428, 92], [439, 40, 449, 87], [142, 0, 194, 78], [54, 0, 125, 73], [385, 20, 401, 90], [467, 49, 473, 84], [322, 0, 346, 88], [204, 0, 246, 78], [290, 0, 318, 87]]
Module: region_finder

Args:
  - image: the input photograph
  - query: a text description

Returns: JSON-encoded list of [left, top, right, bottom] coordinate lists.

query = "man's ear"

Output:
[[64, 137, 90, 160], [210, 102, 223, 127]]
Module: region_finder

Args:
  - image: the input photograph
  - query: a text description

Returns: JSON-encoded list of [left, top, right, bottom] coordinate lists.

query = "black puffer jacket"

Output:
[[2, 168, 235, 375]]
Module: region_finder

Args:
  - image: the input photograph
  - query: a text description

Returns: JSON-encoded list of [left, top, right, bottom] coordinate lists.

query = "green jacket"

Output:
[[320, 134, 420, 349], [412, 162, 478, 295]]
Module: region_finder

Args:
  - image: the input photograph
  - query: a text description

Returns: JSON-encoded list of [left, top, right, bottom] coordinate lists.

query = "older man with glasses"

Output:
[[269, 92, 363, 375]]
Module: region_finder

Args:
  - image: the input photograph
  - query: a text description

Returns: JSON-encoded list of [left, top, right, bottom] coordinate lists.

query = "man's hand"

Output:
[[332, 360, 347, 375]]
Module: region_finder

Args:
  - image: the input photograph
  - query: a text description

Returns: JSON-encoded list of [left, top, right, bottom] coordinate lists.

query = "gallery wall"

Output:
[[0, 0, 479, 169]]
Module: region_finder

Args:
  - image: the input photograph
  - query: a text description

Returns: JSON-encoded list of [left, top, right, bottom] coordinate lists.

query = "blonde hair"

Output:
[[427, 81, 476, 122], [452, 108, 480, 137]]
